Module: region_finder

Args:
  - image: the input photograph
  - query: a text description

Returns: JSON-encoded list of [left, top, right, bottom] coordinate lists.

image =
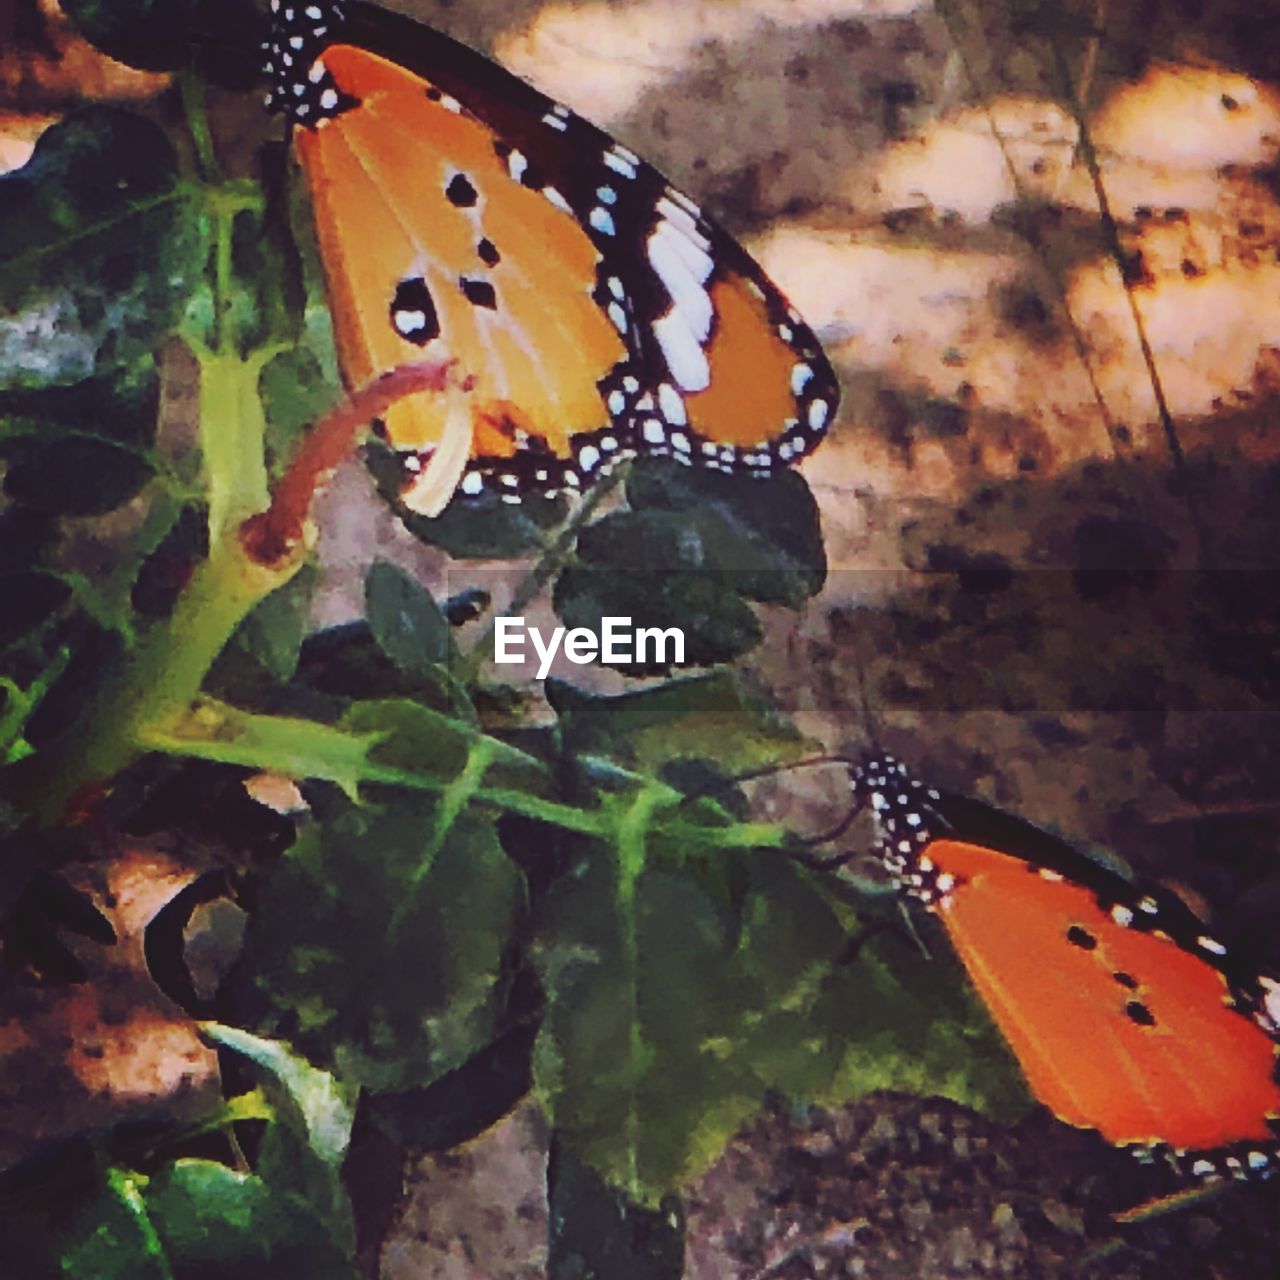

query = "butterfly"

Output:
[[842, 754, 1280, 1181], [263, 1, 839, 516]]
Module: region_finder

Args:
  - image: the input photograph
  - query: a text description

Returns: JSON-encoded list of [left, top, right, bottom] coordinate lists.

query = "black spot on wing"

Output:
[[1066, 925, 1097, 951], [390, 277, 440, 346], [446, 173, 478, 207], [460, 277, 497, 310], [1125, 1000, 1156, 1027], [478, 238, 500, 266]]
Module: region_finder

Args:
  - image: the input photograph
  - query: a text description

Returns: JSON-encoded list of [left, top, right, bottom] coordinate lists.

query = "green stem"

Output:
[[179, 70, 220, 182], [612, 783, 667, 1198], [201, 351, 272, 543], [21, 536, 303, 824], [390, 737, 500, 934], [421, 737, 497, 870], [105, 1168, 175, 1280]]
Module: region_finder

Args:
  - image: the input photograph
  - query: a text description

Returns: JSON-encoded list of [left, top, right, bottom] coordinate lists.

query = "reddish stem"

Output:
[[240, 359, 452, 567]]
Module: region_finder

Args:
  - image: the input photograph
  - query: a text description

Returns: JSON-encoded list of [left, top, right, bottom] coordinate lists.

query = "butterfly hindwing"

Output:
[[266, 0, 839, 513], [930, 838, 1280, 1156]]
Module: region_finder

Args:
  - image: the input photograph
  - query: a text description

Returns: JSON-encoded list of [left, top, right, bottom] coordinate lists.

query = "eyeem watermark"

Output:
[[494, 616, 684, 678]]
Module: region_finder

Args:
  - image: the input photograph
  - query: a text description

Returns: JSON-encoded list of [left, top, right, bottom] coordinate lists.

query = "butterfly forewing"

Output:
[[267, 0, 839, 511]]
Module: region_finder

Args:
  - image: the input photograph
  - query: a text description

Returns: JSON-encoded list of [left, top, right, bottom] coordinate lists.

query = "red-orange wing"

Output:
[[930, 838, 1280, 1156], [265, 1, 839, 515], [849, 755, 1280, 1178]]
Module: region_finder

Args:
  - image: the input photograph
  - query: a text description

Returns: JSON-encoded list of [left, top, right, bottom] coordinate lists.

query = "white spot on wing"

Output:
[[658, 383, 687, 426], [543, 186, 572, 213], [604, 149, 637, 179], [648, 227, 714, 341], [393, 309, 428, 337], [655, 195, 710, 250], [653, 312, 710, 391]]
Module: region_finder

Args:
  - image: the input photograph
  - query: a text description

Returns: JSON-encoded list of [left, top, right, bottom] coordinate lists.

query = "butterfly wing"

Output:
[[267, 1, 838, 514], [929, 838, 1280, 1156], [852, 756, 1280, 1175]]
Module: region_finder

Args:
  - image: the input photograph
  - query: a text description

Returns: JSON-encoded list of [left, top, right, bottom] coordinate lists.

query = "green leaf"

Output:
[[0, 109, 201, 388], [626, 460, 826, 605], [552, 462, 825, 675], [368, 444, 568, 557], [365, 561, 453, 673], [339, 697, 481, 779], [238, 795, 525, 1092], [145, 1159, 356, 1279], [548, 1138, 684, 1280], [199, 1025, 356, 1168], [554, 512, 761, 673], [810, 917, 1031, 1123], [534, 818, 1029, 1205], [549, 670, 809, 775], [533, 836, 848, 1201], [61, 0, 198, 70], [230, 564, 317, 683], [59, 1168, 171, 1280]]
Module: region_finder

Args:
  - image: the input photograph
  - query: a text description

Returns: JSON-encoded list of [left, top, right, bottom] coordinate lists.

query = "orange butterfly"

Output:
[[265, 0, 839, 515], [847, 755, 1280, 1181]]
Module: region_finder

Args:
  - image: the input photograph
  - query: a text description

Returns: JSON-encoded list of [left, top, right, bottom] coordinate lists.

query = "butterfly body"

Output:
[[848, 756, 1280, 1180], [264, 1, 838, 514]]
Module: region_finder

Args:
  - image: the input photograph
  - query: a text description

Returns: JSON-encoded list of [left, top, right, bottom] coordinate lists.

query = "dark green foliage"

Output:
[[52, 1031, 358, 1280], [369, 445, 569, 557], [237, 795, 525, 1093], [555, 462, 825, 672], [60, 0, 266, 78], [365, 561, 453, 673], [259, 348, 333, 466], [0, 110, 200, 389], [60, 0, 201, 71], [548, 1139, 684, 1280], [131, 505, 210, 619], [0, 573, 71, 650]]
